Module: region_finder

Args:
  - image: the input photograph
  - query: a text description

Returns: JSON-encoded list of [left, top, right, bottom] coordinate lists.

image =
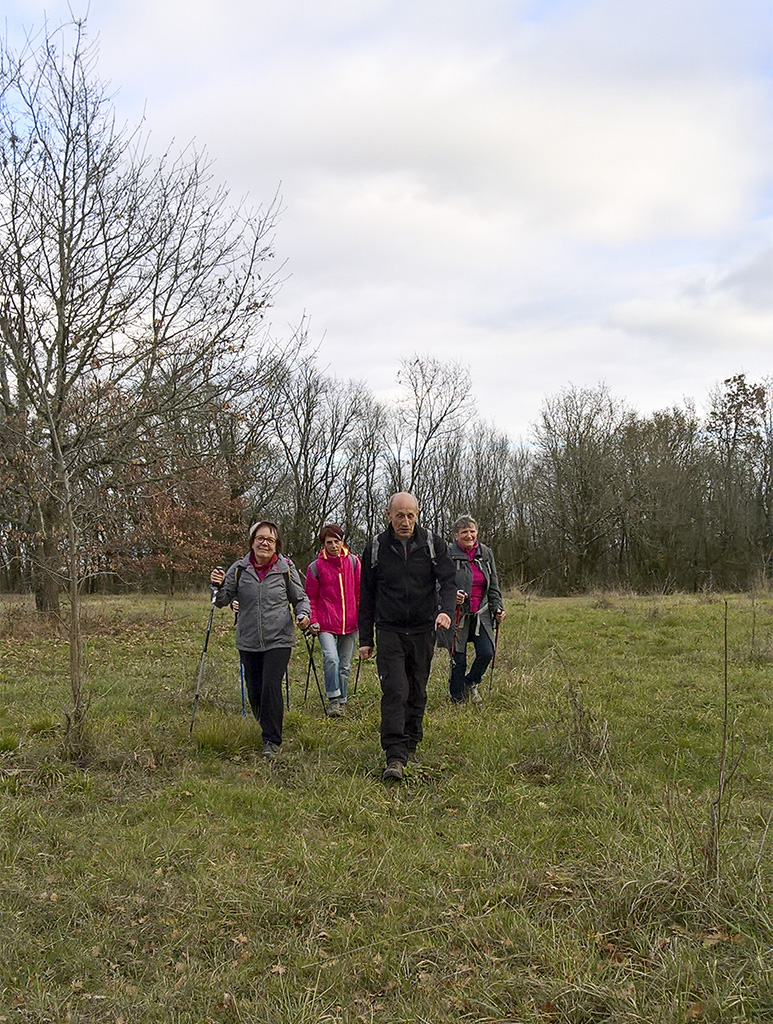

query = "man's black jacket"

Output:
[[358, 524, 456, 648]]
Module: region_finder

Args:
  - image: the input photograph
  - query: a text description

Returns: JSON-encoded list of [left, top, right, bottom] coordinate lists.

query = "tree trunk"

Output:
[[33, 532, 61, 617]]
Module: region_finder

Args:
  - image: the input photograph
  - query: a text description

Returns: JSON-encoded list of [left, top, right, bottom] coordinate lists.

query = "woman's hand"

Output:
[[495, 608, 506, 623], [210, 567, 225, 587], [456, 590, 467, 606], [296, 614, 311, 631]]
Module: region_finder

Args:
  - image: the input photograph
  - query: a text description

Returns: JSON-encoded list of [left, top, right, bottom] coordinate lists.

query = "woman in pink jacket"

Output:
[[305, 524, 361, 717]]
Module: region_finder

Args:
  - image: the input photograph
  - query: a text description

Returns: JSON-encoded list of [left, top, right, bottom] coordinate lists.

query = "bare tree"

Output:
[[533, 384, 630, 590], [385, 355, 474, 506], [0, 23, 282, 753], [338, 390, 390, 549], [614, 404, 706, 590], [260, 350, 368, 565], [704, 374, 770, 586]]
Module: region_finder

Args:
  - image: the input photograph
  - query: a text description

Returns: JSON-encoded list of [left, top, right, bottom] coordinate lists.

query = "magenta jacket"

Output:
[[305, 546, 361, 635]]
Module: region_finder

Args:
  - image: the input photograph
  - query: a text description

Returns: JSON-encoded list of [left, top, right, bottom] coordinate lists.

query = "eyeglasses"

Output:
[[253, 534, 276, 546]]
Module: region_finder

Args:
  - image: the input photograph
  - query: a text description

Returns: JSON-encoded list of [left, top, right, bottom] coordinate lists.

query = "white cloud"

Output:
[[3, 0, 771, 439]]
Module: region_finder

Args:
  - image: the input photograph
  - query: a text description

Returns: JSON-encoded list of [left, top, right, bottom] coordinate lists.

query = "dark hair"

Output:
[[319, 523, 344, 545], [249, 520, 283, 554]]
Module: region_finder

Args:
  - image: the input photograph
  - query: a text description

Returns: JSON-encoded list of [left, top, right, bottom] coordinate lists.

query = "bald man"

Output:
[[358, 492, 456, 781]]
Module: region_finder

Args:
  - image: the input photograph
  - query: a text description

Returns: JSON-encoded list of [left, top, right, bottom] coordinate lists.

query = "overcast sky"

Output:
[[5, 0, 772, 439]]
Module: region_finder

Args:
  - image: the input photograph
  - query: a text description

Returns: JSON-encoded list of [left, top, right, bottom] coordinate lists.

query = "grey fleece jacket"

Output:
[[436, 540, 503, 649], [215, 553, 310, 652]]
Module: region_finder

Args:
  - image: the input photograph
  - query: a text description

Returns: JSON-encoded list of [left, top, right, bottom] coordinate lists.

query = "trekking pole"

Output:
[[447, 603, 463, 695], [303, 631, 327, 712], [303, 633, 315, 703], [488, 618, 501, 693], [352, 654, 362, 696], [190, 570, 223, 733], [451, 604, 461, 657], [234, 607, 246, 717]]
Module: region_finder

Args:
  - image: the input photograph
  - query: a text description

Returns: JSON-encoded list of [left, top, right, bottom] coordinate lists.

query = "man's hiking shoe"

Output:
[[382, 761, 404, 782], [327, 700, 344, 717], [469, 684, 483, 706], [261, 741, 280, 759]]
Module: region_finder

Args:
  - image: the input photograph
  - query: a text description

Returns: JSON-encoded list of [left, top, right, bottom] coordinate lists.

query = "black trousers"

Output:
[[239, 647, 291, 746], [376, 629, 435, 765], [449, 620, 495, 701]]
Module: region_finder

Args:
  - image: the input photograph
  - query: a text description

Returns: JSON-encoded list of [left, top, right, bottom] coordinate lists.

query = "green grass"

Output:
[[0, 591, 771, 1023]]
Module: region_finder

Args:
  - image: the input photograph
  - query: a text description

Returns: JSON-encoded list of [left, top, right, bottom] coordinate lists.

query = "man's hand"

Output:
[[435, 612, 451, 631], [296, 614, 310, 630], [359, 645, 374, 660]]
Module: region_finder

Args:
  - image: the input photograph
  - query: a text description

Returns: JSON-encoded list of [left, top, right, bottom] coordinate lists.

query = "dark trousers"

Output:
[[239, 647, 291, 746], [449, 623, 494, 702], [376, 629, 435, 765]]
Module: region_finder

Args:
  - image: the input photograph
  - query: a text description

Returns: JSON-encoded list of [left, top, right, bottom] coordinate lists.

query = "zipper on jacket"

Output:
[[338, 570, 346, 633]]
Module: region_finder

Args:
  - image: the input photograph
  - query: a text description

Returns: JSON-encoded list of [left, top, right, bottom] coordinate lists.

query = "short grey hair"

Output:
[[453, 514, 477, 534]]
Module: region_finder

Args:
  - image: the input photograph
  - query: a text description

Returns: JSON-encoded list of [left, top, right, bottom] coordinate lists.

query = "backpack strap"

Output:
[[284, 556, 303, 606], [371, 533, 437, 566], [236, 558, 299, 608]]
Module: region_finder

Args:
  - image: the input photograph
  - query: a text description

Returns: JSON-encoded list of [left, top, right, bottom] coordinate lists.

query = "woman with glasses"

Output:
[[210, 520, 310, 757], [305, 524, 361, 717]]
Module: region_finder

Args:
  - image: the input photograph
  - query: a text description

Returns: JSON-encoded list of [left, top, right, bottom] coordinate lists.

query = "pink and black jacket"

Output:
[[305, 546, 361, 636]]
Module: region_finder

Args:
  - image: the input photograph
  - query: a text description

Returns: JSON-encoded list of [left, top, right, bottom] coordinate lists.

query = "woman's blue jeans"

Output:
[[317, 631, 357, 701], [449, 626, 494, 702]]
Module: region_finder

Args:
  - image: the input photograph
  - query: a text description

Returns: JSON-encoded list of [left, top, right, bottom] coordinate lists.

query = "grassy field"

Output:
[[0, 590, 771, 1024]]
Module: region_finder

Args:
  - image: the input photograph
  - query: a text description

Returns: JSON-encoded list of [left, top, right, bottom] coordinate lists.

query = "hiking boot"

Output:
[[261, 741, 280, 759], [382, 760, 404, 782], [469, 684, 483, 706], [327, 700, 344, 717], [406, 749, 421, 764]]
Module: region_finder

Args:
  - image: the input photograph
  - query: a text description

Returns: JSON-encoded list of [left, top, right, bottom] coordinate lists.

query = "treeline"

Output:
[[2, 348, 770, 599]]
